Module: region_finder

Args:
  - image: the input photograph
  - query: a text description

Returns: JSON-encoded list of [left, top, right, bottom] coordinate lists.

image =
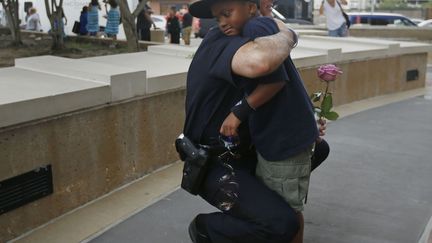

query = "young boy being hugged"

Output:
[[214, 1, 319, 242]]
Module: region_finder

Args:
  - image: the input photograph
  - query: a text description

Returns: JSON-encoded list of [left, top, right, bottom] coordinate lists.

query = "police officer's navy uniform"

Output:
[[183, 24, 300, 243]]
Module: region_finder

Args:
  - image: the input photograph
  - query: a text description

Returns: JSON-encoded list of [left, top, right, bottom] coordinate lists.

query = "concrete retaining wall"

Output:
[[300, 53, 428, 106], [297, 25, 432, 42], [0, 90, 185, 242], [348, 27, 432, 42]]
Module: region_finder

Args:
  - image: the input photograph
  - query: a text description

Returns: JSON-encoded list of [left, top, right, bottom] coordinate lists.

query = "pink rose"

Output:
[[317, 64, 343, 82]]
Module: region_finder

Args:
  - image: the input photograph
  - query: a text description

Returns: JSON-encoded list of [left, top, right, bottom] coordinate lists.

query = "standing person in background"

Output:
[[79, 6, 89, 35], [104, 0, 120, 42], [0, 8, 6, 27], [87, 0, 100, 36], [62, 11, 68, 27], [181, 4, 192, 45], [26, 8, 42, 31], [260, 0, 273, 17], [24, 8, 31, 22], [166, 6, 180, 44], [136, 0, 156, 41], [319, 0, 349, 37], [51, 10, 67, 38]]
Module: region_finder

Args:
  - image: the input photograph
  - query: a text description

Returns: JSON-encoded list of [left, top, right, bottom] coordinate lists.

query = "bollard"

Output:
[[150, 29, 165, 43]]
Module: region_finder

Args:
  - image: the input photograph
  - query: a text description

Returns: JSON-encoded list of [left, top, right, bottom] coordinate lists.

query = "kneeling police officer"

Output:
[[177, 0, 301, 241]]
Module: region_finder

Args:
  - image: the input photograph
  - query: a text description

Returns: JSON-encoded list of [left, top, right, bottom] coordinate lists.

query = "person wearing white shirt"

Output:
[[26, 8, 42, 32], [319, 0, 348, 37], [0, 9, 6, 27]]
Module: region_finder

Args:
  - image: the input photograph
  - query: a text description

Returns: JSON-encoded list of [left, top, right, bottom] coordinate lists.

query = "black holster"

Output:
[[175, 134, 210, 195]]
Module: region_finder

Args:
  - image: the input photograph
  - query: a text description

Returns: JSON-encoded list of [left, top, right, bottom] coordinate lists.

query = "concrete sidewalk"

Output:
[[89, 96, 432, 243]]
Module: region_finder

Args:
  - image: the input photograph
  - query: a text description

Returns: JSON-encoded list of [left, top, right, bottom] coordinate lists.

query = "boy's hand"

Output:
[[316, 118, 327, 142], [220, 112, 241, 137]]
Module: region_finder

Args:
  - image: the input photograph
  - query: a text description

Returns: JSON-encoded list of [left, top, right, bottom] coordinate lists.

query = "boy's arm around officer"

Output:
[[231, 19, 296, 79]]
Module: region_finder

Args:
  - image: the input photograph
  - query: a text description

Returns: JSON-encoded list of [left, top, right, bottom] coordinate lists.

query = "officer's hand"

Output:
[[220, 112, 241, 137]]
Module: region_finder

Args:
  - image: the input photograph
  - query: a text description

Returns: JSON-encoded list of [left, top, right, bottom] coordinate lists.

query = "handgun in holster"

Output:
[[175, 134, 209, 195]]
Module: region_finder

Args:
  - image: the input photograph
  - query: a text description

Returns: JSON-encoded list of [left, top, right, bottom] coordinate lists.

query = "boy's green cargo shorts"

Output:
[[256, 146, 313, 212]]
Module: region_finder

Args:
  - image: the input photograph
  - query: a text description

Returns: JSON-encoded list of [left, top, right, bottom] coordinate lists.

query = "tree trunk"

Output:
[[1, 0, 22, 45], [51, 9, 64, 50], [118, 0, 139, 51], [44, 0, 65, 50], [11, 0, 21, 45], [123, 14, 139, 51]]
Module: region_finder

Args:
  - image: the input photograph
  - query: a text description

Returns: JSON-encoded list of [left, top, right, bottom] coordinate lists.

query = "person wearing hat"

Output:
[[183, 0, 300, 242], [186, 0, 330, 242]]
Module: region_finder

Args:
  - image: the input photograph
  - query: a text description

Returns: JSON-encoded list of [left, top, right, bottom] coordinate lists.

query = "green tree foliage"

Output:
[[44, 0, 65, 50], [422, 0, 432, 8], [378, 0, 408, 9], [118, 0, 148, 51]]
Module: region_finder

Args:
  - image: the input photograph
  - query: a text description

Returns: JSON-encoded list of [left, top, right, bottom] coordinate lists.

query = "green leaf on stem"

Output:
[[324, 111, 339, 120], [321, 93, 333, 114]]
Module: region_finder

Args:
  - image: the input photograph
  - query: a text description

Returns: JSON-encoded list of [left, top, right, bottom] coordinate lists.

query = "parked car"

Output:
[[348, 12, 417, 27], [418, 19, 432, 27], [411, 18, 425, 25], [283, 18, 313, 25]]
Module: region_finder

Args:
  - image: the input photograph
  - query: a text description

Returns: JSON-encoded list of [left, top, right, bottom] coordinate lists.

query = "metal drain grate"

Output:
[[0, 165, 53, 215], [406, 69, 419, 82]]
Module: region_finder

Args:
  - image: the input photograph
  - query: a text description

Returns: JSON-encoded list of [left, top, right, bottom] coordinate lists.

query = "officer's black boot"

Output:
[[188, 214, 212, 243]]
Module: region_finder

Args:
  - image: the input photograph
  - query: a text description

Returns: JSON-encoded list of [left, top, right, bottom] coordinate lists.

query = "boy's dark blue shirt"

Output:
[[183, 27, 252, 145], [242, 17, 318, 161]]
